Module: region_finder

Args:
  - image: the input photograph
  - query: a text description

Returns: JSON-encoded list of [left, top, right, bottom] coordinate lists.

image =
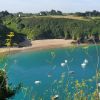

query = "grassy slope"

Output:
[[2, 15, 100, 41], [3, 15, 95, 31], [22, 15, 91, 21]]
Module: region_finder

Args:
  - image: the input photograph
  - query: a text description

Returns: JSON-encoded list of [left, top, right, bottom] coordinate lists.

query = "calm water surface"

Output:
[[5, 45, 100, 100]]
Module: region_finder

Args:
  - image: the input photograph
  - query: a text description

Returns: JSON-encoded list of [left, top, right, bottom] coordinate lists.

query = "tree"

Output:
[[40, 11, 47, 16], [17, 23, 25, 30], [56, 11, 63, 15], [0, 11, 10, 18], [50, 10, 57, 15]]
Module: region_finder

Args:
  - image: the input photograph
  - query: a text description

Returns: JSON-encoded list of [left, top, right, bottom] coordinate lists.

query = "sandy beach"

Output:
[[0, 39, 80, 54]]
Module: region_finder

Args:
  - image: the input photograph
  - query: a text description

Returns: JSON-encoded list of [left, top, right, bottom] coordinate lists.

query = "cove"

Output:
[[5, 45, 100, 100]]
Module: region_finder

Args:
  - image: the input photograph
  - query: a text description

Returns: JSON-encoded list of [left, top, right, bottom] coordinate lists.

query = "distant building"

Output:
[[18, 14, 21, 17], [39, 12, 42, 16]]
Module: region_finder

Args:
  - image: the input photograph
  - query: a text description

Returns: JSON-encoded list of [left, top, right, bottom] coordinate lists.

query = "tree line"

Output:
[[39, 10, 63, 16], [74, 10, 100, 17], [1, 10, 100, 17], [7, 16, 100, 43], [0, 11, 100, 46]]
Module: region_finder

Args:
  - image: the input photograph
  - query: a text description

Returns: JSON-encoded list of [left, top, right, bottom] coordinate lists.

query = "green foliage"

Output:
[[0, 32, 21, 99], [16, 17, 22, 23], [17, 17, 100, 41], [17, 23, 25, 30], [0, 11, 10, 18], [75, 10, 100, 17], [1, 14, 100, 46], [5, 32, 15, 47], [0, 68, 21, 99], [39, 10, 63, 16]]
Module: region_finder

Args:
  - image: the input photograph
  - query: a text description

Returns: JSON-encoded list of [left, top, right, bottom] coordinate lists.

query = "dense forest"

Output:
[[0, 11, 100, 46]]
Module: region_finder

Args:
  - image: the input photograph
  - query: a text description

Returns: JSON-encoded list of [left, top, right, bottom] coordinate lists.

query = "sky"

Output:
[[0, 0, 100, 13]]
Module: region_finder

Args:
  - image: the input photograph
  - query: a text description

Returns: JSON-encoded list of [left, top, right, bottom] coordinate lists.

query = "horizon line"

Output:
[[0, 9, 100, 14]]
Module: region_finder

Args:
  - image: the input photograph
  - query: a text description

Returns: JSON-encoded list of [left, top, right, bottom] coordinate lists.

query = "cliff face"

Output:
[[18, 37, 32, 47]]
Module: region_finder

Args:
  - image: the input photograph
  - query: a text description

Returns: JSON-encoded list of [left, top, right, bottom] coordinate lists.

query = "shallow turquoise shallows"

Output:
[[4, 45, 100, 100]]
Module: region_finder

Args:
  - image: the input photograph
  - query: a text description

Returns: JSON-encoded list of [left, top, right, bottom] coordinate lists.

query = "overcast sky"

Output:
[[0, 0, 100, 13]]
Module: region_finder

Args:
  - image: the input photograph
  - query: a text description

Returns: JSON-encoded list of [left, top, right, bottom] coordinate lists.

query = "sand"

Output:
[[0, 39, 79, 54]]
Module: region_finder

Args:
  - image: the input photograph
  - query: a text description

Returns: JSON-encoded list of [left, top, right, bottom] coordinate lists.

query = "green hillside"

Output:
[[1, 12, 100, 46]]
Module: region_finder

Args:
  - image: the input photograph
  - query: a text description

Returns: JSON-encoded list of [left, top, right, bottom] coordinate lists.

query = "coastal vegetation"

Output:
[[0, 10, 100, 47], [0, 69, 20, 100], [0, 32, 21, 99], [0, 10, 100, 100]]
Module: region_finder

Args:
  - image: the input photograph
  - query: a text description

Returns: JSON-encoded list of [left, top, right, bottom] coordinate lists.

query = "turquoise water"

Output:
[[4, 45, 100, 99]]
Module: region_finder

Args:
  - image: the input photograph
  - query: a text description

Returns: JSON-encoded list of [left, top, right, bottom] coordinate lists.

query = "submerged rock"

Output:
[[48, 74, 52, 78], [65, 60, 68, 63], [34, 81, 41, 85], [84, 59, 88, 64], [68, 71, 75, 75], [51, 94, 59, 100], [81, 63, 86, 69], [61, 63, 65, 67]]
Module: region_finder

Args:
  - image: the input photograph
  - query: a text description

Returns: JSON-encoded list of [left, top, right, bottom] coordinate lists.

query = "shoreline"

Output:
[[0, 39, 91, 54]]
